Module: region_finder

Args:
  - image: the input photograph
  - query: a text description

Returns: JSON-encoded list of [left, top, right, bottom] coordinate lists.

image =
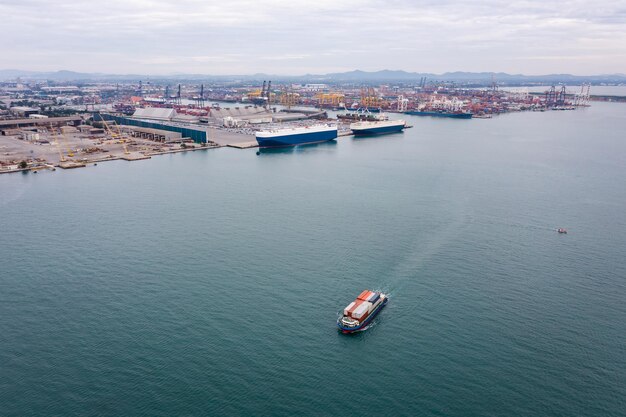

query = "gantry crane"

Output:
[[360, 87, 381, 108], [280, 87, 300, 109], [315, 92, 344, 107]]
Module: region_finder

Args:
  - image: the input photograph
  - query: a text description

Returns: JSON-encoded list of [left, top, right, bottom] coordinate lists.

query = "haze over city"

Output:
[[1, 0, 625, 75]]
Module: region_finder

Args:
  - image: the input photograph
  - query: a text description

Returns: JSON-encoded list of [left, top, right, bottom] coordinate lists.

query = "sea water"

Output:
[[1, 102, 625, 416]]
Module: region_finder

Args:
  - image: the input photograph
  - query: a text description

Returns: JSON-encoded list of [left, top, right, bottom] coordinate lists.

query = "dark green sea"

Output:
[[1, 103, 625, 416]]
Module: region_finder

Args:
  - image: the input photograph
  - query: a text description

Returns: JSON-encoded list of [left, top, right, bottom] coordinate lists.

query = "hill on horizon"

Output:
[[1, 68, 625, 84]]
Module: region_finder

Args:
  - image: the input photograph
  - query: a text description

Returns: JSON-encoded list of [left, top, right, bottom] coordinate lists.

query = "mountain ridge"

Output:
[[1, 68, 625, 84]]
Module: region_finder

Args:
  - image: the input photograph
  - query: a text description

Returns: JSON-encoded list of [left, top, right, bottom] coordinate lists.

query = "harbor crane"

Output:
[[280, 87, 300, 110], [315, 92, 344, 107], [196, 84, 205, 107], [60, 129, 74, 157], [397, 95, 408, 112], [175, 84, 182, 105], [98, 115, 130, 155], [265, 81, 272, 107], [49, 124, 66, 162], [360, 87, 381, 108], [574, 83, 591, 106], [49, 124, 75, 160]]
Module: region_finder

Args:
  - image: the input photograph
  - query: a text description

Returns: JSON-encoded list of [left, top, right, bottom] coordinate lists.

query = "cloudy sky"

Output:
[[1, 0, 625, 75]]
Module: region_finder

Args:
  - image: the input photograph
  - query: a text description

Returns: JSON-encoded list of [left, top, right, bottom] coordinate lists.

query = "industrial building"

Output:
[[131, 107, 198, 123], [0, 115, 82, 135], [9, 106, 40, 117], [95, 113, 209, 143], [121, 125, 182, 142]]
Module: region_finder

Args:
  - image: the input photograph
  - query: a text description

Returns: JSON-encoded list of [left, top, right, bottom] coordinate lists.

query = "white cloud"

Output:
[[0, 0, 624, 74]]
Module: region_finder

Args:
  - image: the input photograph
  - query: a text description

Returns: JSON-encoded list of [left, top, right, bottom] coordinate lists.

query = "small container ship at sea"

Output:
[[255, 124, 338, 148], [350, 119, 406, 136], [338, 290, 388, 333]]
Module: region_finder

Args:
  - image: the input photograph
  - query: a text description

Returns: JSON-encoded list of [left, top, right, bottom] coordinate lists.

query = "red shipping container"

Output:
[[356, 311, 370, 322], [343, 302, 356, 316], [352, 301, 372, 319], [347, 299, 363, 317]]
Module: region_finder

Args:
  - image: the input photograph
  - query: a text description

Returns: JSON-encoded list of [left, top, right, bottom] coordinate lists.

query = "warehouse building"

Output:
[[120, 125, 182, 142], [94, 113, 208, 143], [10, 106, 40, 117], [0, 115, 82, 135]]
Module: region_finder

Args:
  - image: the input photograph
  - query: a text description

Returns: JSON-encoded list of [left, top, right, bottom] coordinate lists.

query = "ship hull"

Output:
[[337, 297, 388, 333], [405, 111, 473, 119], [351, 123, 405, 136], [256, 128, 338, 148]]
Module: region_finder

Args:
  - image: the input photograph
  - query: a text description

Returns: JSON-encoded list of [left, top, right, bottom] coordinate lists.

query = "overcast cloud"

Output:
[[1, 0, 625, 75]]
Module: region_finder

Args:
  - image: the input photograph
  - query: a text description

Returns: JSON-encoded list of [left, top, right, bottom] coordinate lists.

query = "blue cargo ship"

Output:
[[255, 124, 338, 148], [350, 119, 406, 136], [405, 110, 473, 119], [338, 290, 388, 333]]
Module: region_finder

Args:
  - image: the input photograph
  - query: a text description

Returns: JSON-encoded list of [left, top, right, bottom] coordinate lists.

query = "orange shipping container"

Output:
[[357, 290, 373, 301]]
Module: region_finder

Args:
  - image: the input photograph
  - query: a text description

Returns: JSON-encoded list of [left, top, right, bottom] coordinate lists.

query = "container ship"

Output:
[[338, 290, 388, 333], [255, 124, 338, 148], [405, 110, 473, 119], [337, 113, 383, 122], [350, 119, 406, 136], [337, 109, 387, 122]]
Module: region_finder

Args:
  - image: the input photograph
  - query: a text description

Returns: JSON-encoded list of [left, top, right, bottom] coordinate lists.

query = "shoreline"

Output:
[[0, 142, 224, 175]]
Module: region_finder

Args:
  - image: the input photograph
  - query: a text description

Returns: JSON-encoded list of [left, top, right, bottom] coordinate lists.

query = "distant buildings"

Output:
[[298, 84, 328, 92], [9, 106, 40, 117]]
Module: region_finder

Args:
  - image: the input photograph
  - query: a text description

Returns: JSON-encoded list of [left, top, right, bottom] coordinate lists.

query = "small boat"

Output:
[[338, 290, 388, 334], [557, 228, 568, 234]]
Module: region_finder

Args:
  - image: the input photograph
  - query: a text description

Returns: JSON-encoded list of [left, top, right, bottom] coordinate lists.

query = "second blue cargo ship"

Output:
[[350, 119, 406, 136], [255, 124, 338, 148], [405, 110, 473, 119]]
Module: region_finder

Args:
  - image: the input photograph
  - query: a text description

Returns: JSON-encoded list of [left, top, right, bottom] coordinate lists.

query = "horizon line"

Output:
[[2, 68, 626, 79]]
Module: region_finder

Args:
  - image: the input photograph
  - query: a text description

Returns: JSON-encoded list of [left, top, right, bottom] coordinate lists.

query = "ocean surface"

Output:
[[1, 103, 625, 416]]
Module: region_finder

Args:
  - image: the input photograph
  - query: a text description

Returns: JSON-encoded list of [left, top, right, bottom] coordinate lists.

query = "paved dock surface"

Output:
[[208, 128, 255, 146]]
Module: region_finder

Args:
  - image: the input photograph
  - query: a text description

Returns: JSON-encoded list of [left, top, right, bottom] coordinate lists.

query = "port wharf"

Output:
[[0, 80, 601, 175]]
